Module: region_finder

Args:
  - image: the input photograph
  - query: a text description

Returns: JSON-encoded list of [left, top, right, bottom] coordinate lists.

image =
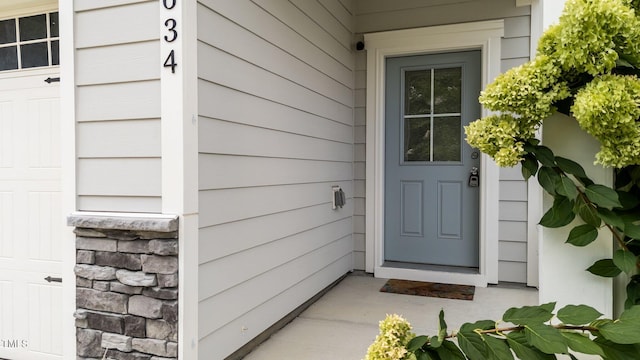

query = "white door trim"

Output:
[[364, 20, 504, 287]]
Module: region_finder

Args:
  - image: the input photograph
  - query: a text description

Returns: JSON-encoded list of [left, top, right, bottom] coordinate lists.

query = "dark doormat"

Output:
[[380, 279, 475, 300]]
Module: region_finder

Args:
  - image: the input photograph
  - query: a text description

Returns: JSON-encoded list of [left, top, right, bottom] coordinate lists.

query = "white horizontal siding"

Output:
[[252, 0, 353, 67], [353, 51, 366, 269], [198, 44, 351, 125], [199, 218, 352, 301], [77, 196, 161, 213], [198, 81, 353, 144], [77, 158, 161, 196], [77, 119, 160, 158], [290, 0, 352, 48], [197, 1, 355, 358], [198, 252, 352, 359], [74, 0, 161, 212], [76, 81, 160, 122], [199, 119, 352, 162], [199, 202, 354, 264], [497, 15, 530, 283], [75, 41, 159, 85], [500, 201, 528, 222], [499, 260, 528, 283], [198, 7, 352, 107], [199, 0, 353, 86], [199, 181, 353, 228], [75, 1, 158, 48], [320, 0, 354, 33], [74, 0, 149, 12], [199, 156, 352, 190], [499, 221, 528, 242]]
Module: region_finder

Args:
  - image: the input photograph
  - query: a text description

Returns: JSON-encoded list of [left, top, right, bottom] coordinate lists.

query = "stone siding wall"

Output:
[[68, 215, 179, 360]]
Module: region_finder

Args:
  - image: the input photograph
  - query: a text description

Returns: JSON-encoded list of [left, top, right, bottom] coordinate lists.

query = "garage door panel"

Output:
[[28, 97, 60, 168], [0, 100, 14, 168], [0, 279, 14, 336], [0, 191, 15, 258], [28, 281, 63, 355], [28, 191, 62, 261], [0, 69, 62, 360]]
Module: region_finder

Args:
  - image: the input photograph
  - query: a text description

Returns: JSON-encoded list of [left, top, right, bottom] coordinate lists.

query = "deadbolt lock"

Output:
[[468, 167, 479, 187]]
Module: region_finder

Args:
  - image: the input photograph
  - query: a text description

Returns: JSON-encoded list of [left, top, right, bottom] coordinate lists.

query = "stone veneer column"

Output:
[[68, 214, 179, 360]]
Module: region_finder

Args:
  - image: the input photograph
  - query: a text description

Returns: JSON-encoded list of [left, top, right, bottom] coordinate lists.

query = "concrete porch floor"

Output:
[[242, 272, 539, 360]]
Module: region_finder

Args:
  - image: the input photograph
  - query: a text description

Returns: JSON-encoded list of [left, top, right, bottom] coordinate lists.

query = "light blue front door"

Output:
[[384, 51, 481, 268]]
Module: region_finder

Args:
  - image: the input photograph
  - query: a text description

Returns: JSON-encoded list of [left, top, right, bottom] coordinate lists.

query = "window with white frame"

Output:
[[0, 12, 59, 71]]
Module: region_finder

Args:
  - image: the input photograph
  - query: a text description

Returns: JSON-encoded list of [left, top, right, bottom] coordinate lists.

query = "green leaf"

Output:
[[539, 302, 557, 313], [596, 208, 625, 230], [555, 156, 587, 179], [416, 350, 434, 360], [584, 185, 622, 210], [521, 155, 539, 180], [561, 332, 605, 356], [482, 335, 514, 360], [437, 309, 447, 345], [539, 197, 575, 228], [407, 336, 429, 352], [458, 326, 488, 360], [503, 304, 554, 326], [587, 259, 622, 277], [533, 146, 556, 167], [506, 332, 556, 360], [613, 250, 637, 276], [524, 324, 568, 354], [625, 276, 640, 309], [557, 304, 603, 325], [622, 214, 640, 239], [590, 319, 613, 328], [429, 335, 442, 349], [593, 338, 640, 360], [599, 309, 640, 344], [566, 224, 598, 247], [616, 191, 640, 210], [616, 56, 635, 68], [556, 176, 578, 200], [538, 166, 560, 195], [435, 340, 465, 360], [574, 196, 601, 228]]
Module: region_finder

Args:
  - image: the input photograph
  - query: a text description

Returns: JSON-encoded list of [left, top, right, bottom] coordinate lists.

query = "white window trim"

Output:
[[364, 20, 504, 287]]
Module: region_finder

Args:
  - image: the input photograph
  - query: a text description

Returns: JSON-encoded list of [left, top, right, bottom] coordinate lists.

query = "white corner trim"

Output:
[[159, 0, 199, 358], [59, 0, 76, 357], [364, 20, 504, 286]]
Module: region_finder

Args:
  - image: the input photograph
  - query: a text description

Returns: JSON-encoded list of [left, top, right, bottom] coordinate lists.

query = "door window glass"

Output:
[[403, 67, 463, 163], [0, 12, 59, 72], [404, 118, 431, 162], [433, 117, 462, 161]]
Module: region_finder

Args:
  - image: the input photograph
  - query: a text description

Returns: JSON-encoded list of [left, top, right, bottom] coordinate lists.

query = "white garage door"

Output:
[[0, 69, 62, 359]]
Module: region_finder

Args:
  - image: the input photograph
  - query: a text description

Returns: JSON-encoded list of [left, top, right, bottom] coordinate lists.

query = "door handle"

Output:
[[44, 276, 62, 283], [468, 167, 479, 187]]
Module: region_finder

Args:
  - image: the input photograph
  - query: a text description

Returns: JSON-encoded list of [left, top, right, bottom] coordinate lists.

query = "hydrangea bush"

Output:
[[464, 0, 640, 319], [367, 0, 640, 358], [466, 0, 640, 168], [364, 314, 415, 360]]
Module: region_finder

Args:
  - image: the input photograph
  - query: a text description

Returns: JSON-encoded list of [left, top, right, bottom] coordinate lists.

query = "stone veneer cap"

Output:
[[67, 212, 178, 232]]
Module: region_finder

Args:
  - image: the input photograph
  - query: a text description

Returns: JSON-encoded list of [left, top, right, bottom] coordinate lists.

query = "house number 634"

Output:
[[163, 0, 178, 73]]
